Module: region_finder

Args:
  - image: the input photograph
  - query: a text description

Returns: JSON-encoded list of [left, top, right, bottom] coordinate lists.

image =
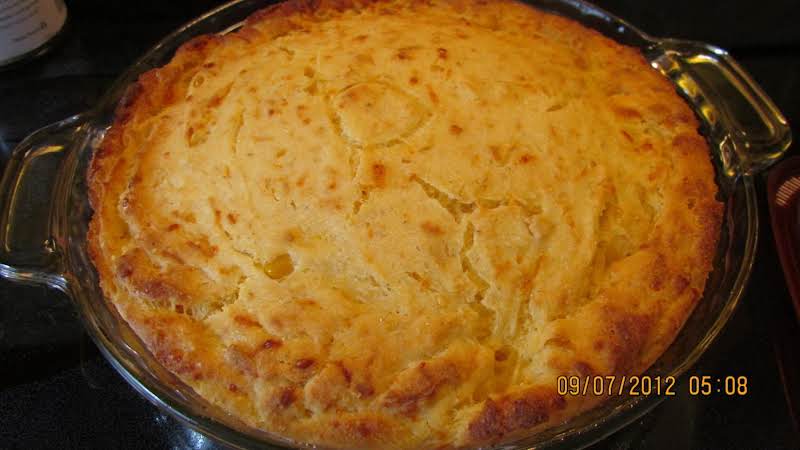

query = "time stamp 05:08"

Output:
[[557, 375, 749, 397]]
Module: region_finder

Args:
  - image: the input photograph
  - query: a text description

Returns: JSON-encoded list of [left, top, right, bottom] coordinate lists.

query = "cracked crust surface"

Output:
[[87, 0, 722, 448]]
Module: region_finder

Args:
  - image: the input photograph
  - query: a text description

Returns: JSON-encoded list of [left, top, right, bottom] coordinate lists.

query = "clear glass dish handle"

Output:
[[0, 114, 86, 291], [650, 39, 792, 177]]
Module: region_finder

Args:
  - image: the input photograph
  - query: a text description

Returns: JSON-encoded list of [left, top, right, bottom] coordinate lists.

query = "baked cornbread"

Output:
[[87, 0, 723, 447]]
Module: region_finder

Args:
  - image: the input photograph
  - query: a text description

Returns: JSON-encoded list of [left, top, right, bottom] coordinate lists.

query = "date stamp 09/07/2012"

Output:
[[557, 375, 749, 397]]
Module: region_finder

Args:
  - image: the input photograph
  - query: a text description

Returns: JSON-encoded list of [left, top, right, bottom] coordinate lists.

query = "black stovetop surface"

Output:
[[1, 1, 799, 448]]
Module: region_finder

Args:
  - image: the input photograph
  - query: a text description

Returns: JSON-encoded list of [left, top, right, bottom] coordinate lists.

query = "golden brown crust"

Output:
[[88, 0, 722, 448]]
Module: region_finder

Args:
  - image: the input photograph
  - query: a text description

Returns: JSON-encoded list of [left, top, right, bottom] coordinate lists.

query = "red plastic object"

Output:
[[767, 156, 800, 432], [768, 156, 800, 322]]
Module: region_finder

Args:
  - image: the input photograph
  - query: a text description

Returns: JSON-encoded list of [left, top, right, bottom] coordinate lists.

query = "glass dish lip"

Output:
[[10, 0, 770, 448]]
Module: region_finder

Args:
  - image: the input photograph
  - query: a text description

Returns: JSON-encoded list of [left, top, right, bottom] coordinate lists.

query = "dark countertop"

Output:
[[1, 1, 799, 449]]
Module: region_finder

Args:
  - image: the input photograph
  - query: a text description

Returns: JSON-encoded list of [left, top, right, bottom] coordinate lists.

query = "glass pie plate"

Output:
[[0, 0, 792, 448]]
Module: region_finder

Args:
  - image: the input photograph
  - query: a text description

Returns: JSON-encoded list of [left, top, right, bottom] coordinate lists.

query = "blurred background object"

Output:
[[0, 0, 67, 69]]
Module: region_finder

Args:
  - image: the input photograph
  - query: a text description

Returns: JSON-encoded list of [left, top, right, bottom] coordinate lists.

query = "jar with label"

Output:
[[0, 0, 67, 68]]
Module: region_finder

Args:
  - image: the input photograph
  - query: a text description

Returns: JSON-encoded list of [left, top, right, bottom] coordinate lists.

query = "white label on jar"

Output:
[[0, 0, 67, 63]]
